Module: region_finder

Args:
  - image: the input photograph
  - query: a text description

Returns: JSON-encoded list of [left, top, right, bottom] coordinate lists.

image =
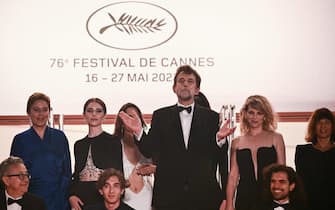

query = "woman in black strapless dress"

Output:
[[225, 95, 286, 210]]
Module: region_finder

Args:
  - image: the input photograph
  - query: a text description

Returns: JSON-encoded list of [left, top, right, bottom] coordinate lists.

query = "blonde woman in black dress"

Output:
[[225, 95, 286, 210]]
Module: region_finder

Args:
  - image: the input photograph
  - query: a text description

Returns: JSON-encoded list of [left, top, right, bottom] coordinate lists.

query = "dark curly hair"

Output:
[[260, 164, 308, 210], [305, 107, 335, 144]]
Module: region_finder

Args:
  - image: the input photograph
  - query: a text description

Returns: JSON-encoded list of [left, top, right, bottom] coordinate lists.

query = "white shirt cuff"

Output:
[[216, 135, 226, 147], [135, 128, 144, 141]]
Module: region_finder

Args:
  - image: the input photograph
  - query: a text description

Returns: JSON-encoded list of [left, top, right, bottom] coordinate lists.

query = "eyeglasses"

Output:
[[6, 173, 31, 180], [85, 108, 104, 114]]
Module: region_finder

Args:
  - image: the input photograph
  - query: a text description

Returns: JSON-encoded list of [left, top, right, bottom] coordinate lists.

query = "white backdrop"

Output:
[[1, 0, 334, 115]]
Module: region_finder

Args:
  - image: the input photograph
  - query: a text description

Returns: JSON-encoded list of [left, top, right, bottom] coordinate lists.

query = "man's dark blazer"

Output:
[[138, 104, 228, 209], [251, 201, 306, 210], [0, 189, 46, 210], [84, 201, 135, 210]]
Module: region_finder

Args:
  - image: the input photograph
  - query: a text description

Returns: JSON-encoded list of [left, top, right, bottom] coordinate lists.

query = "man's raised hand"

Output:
[[118, 111, 142, 136]]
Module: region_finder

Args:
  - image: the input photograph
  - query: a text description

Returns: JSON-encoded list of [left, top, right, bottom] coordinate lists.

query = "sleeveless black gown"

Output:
[[235, 146, 277, 210]]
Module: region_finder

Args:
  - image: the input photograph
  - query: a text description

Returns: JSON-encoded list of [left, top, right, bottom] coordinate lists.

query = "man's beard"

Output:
[[178, 90, 192, 101]]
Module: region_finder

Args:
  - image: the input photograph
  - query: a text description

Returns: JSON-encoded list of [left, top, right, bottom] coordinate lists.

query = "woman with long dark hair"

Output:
[[114, 103, 155, 210], [295, 107, 335, 210]]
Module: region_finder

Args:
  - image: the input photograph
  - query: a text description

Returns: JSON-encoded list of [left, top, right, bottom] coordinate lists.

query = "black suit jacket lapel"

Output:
[[22, 194, 28, 210], [188, 105, 202, 150], [0, 190, 6, 210]]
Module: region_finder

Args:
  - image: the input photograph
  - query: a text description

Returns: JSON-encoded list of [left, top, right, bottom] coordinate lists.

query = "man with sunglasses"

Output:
[[0, 156, 46, 210]]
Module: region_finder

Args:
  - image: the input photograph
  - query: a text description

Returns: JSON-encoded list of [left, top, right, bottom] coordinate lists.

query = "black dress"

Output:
[[69, 132, 123, 207], [295, 144, 335, 210], [235, 146, 277, 210]]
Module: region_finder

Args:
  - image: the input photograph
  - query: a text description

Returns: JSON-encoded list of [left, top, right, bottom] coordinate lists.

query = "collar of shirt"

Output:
[[273, 200, 290, 210], [177, 102, 195, 115], [273, 200, 289, 205], [5, 190, 23, 210], [177, 103, 194, 149]]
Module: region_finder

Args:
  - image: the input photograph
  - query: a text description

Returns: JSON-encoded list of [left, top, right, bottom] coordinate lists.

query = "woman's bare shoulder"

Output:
[[272, 131, 284, 140], [267, 131, 284, 146]]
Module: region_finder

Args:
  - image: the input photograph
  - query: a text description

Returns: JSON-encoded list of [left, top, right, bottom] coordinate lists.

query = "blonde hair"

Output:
[[240, 95, 277, 134]]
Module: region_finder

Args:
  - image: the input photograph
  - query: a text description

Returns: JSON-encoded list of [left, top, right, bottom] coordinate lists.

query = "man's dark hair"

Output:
[[96, 168, 129, 190], [260, 164, 308, 209], [173, 65, 201, 88]]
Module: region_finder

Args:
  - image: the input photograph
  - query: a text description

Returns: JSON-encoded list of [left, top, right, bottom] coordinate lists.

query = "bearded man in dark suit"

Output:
[[0, 156, 46, 210], [252, 164, 309, 210], [119, 65, 235, 210]]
